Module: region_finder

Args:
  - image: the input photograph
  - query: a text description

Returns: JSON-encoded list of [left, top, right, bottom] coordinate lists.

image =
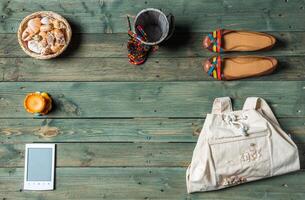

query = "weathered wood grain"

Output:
[[1, 0, 305, 33], [1, 0, 304, 199], [0, 168, 305, 199], [0, 118, 304, 143], [1, 32, 305, 58], [1, 56, 305, 81], [0, 82, 304, 118], [1, 142, 305, 168], [0, 143, 193, 167]]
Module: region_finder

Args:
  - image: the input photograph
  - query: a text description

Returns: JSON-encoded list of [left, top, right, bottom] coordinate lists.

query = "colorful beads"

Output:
[[127, 24, 151, 65], [207, 56, 222, 80], [213, 45, 217, 52], [207, 29, 223, 53], [213, 31, 217, 38]]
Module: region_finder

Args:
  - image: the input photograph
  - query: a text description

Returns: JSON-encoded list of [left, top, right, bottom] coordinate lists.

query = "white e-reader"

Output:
[[24, 144, 55, 190]]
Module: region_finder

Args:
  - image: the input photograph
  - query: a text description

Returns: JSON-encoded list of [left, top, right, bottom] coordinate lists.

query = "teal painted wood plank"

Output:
[[1, 142, 305, 168], [0, 82, 304, 118], [1, 0, 305, 33], [1, 32, 305, 58], [1, 56, 305, 81], [0, 168, 305, 199], [0, 118, 304, 143], [0, 143, 193, 167]]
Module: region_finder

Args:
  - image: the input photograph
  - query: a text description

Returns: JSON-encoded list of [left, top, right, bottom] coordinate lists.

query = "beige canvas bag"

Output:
[[186, 97, 300, 193]]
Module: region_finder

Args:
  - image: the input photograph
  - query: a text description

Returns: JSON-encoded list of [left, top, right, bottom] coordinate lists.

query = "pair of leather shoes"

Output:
[[203, 30, 277, 80]]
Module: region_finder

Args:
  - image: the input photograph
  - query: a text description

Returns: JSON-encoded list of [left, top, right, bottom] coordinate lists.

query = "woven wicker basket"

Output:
[[17, 11, 72, 59]]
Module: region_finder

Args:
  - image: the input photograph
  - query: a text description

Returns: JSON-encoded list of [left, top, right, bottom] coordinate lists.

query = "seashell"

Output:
[[39, 31, 47, 38], [21, 28, 30, 41], [40, 17, 51, 25], [52, 20, 60, 29], [53, 29, 66, 45], [27, 17, 41, 34], [52, 28, 63, 36], [50, 44, 63, 53], [53, 20, 66, 29], [47, 17, 55, 23], [39, 38, 48, 48], [46, 32, 55, 46], [41, 46, 53, 55], [28, 40, 43, 54], [40, 24, 53, 32], [32, 34, 42, 41], [59, 22, 66, 29], [22, 27, 34, 41]]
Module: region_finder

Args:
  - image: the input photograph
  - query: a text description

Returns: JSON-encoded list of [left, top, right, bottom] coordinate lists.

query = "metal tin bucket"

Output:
[[133, 8, 174, 45]]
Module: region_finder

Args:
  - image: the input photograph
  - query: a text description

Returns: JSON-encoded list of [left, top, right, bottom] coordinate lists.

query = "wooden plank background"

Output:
[[0, 0, 305, 199]]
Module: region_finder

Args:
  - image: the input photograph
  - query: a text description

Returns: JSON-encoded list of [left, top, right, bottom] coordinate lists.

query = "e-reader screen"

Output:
[[27, 148, 53, 181]]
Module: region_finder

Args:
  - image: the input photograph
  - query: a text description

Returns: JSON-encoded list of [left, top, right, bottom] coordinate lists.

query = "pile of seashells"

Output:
[[21, 16, 67, 55]]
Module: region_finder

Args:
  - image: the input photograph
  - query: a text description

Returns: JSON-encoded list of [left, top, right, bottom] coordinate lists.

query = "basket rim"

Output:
[[17, 11, 72, 60], [134, 8, 170, 45]]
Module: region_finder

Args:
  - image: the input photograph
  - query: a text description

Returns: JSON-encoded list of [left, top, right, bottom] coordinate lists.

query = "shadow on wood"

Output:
[[60, 21, 83, 57], [161, 23, 193, 50], [272, 34, 287, 51]]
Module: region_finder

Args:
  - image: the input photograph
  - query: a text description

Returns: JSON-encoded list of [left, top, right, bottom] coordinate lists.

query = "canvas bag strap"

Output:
[[243, 97, 280, 126], [211, 97, 233, 114]]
